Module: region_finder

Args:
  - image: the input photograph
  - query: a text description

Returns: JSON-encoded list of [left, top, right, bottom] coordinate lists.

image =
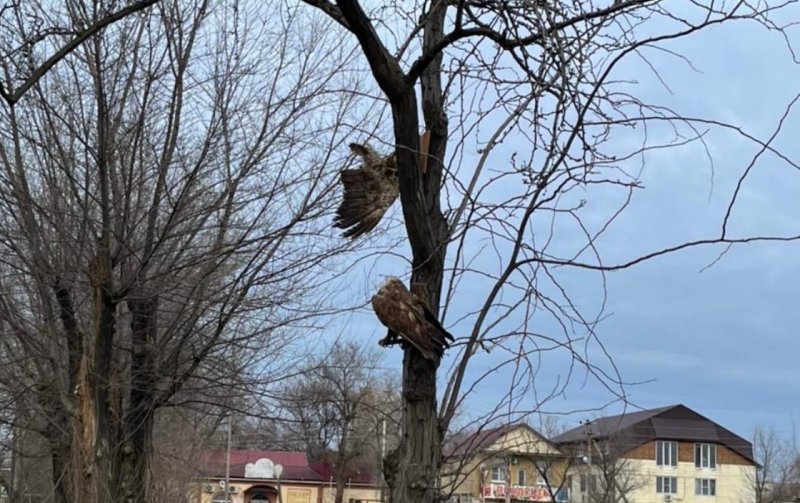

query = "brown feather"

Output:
[[333, 143, 399, 239], [371, 277, 454, 361]]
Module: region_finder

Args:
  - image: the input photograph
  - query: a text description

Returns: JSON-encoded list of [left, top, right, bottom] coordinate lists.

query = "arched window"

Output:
[[210, 492, 229, 503], [250, 496, 269, 502]]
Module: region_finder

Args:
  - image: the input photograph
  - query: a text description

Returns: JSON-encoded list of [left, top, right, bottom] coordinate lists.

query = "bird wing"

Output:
[[372, 290, 437, 361], [349, 143, 383, 164], [418, 300, 455, 346], [334, 166, 398, 239]]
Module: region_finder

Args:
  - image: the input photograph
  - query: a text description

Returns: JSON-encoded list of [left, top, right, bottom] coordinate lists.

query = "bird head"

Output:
[[379, 276, 405, 293]]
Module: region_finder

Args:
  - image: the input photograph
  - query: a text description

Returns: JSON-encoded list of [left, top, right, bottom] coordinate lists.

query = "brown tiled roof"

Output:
[[444, 423, 555, 459], [552, 404, 755, 464], [308, 462, 376, 485]]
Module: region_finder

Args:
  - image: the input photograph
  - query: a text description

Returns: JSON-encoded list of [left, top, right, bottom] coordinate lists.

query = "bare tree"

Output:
[[752, 426, 800, 503], [562, 434, 647, 503], [280, 342, 401, 503], [0, 1, 370, 502], [297, 2, 800, 503], [0, 0, 162, 105]]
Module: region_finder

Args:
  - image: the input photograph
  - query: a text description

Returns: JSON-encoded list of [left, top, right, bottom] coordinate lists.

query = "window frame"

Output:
[[695, 478, 716, 496], [535, 460, 548, 486], [211, 493, 229, 503], [695, 443, 717, 469], [518, 468, 527, 486], [656, 440, 678, 467], [656, 476, 678, 494], [490, 466, 507, 483], [579, 474, 598, 493]]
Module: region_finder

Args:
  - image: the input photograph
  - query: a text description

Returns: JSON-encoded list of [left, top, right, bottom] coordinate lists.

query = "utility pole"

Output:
[[582, 420, 592, 503], [505, 456, 511, 503], [380, 418, 387, 503], [275, 464, 284, 503], [225, 415, 232, 503]]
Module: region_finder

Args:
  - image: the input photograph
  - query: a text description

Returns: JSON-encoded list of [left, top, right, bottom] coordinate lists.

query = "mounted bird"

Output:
[[333, 131, 431, 239], [371, 277, 454, 361], [333, 143, 399, 239]]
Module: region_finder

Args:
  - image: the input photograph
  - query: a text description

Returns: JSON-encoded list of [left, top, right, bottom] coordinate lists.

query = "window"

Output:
[[695, 443, 717, 469], [695, 478, 716, 496], [656, 441, 678, 467], [656, 476, 678, 494], [491, 467, 507, 482], [536, 461, 548, 486], [211, 493, 229, 503], [518, 469, 527, 486], [580, 474, 597, 493]]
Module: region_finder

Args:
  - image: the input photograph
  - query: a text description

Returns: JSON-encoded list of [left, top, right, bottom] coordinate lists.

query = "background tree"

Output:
[[565, 433, 648, 503], [0, 1, 370, 501], [0, 0, 161, 105], [752, 426, 800, 503], [280, 341, 401, 503]]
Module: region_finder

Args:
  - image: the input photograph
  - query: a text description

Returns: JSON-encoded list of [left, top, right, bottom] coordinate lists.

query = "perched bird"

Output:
[[333, 143, 399, 239], [371, 277, 454, 361]]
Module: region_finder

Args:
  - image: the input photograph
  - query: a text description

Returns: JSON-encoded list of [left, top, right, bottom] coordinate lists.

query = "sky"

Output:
[[316, 3, 800, 446], [544, 9, 800, 439]]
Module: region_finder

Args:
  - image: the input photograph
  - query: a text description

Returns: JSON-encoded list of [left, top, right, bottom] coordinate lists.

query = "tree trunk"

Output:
[[385, 2, 450, 502], [77, 256, 117, 503], [46, 405, 73, 503], [50, 280, 82, 502], [385, 13, 449, 499], [301, 10, 450, 496], [334, 425, 349, 503], [122, 295, 159, 503]]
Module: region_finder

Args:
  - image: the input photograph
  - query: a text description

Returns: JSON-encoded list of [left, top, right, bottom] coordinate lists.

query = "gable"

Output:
[[486, 426, 561, 455]]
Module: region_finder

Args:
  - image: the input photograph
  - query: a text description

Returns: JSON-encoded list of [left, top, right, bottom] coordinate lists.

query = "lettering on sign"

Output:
[[482, 484, 569, 502], [287, 488, 312, 503]]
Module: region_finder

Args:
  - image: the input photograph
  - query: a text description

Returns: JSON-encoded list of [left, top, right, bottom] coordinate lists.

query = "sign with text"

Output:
[[482, 484, 568, 502], [287, 488, 312, 503]]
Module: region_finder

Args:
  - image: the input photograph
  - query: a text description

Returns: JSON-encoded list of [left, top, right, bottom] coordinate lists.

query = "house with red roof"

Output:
[[191, 450, 381, 503]]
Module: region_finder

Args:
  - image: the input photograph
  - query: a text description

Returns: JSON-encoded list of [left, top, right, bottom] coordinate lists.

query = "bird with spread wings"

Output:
[[333, 143, 399, 239], [371, 277, 454, 361], [333, 132, 430, 239]]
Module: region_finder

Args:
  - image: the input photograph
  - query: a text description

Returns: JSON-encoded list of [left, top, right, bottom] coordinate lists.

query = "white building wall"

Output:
[[623, 459, 755, 503]]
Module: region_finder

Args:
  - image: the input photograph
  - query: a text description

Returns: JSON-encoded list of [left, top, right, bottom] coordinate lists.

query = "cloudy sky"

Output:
[[544, 9, 800, 438], [321, 3, 800, 445]]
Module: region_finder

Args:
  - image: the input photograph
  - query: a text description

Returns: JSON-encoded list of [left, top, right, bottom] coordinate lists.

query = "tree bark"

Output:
[[76, 255, 117, 503], [122, 295, 159, 503], [388, 2, 450, 501], [384, 16, 449, 503], [334, 427, 348, 503]]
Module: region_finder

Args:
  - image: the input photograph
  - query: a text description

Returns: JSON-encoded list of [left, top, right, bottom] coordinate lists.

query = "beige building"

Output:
[[192, 450, 381, 503], [443, 423, 570, 503], [553, 405, 757, 503]]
